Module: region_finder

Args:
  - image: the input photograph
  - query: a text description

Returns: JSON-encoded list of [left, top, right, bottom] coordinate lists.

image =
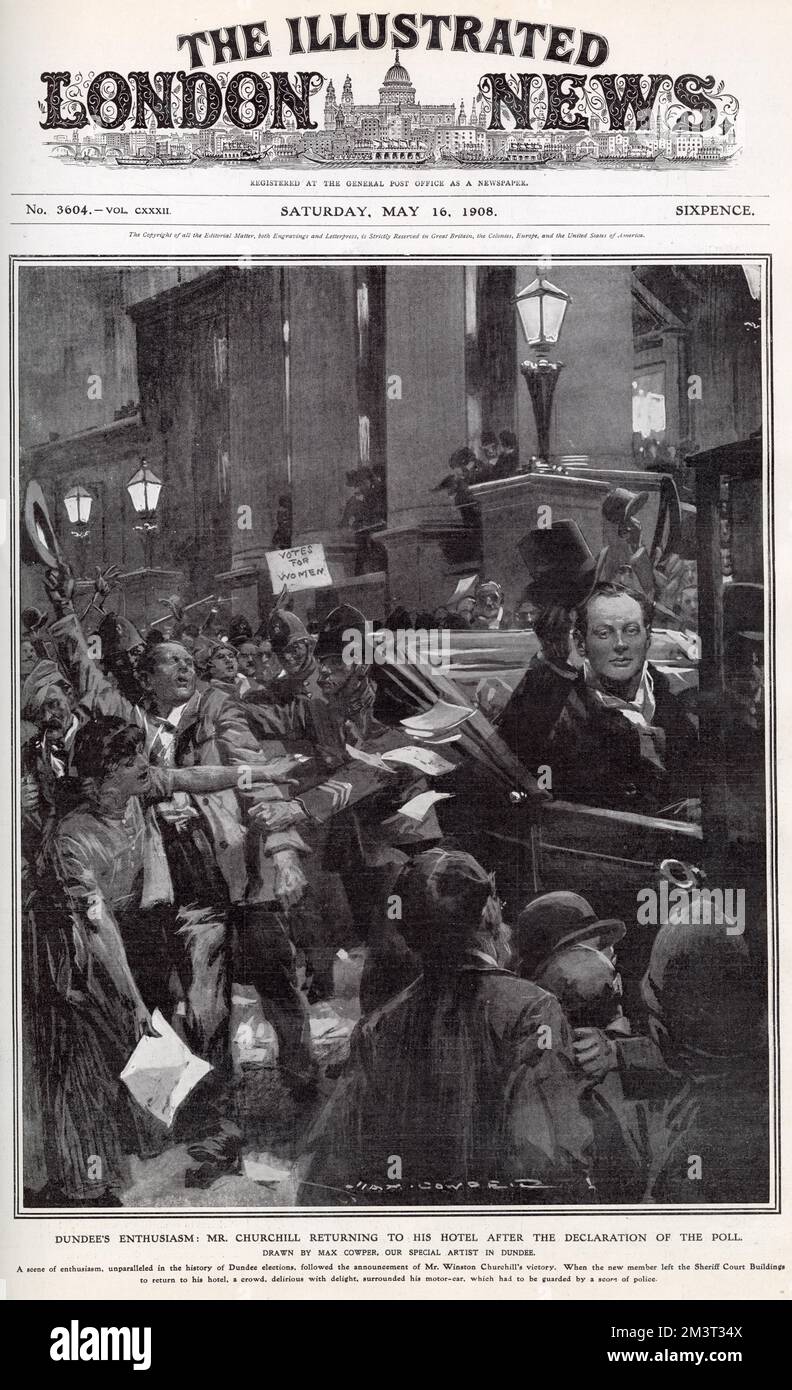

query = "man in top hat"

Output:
[[300, 847, 593, 1204], [517, 519, 599, 613], [499, 574, 699, 815]]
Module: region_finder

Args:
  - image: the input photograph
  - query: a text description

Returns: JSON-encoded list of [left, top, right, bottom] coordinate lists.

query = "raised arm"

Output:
[[44, 564, 140, 725]]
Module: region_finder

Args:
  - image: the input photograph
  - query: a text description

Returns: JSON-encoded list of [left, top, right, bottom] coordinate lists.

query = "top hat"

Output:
[[517, 891, 625, 980], [601, 487, 649, 529], [518, 520, 598, 610], [315, 604, 368, 660], [23, 481, 64, 570], [723, 582, 763, 645]]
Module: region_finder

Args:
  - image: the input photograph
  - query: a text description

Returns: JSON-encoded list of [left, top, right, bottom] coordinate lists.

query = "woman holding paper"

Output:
[[29, 714, 298, 1207]]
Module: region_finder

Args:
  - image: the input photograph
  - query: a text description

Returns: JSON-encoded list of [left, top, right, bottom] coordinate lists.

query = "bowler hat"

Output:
[[518, 520, 598, 609], [315, 604, 368, 660], [517, 891, 625, 980]]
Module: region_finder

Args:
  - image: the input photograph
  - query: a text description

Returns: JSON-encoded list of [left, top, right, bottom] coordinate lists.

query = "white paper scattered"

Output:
[[344, 742, 395, 772], [447, 574, 479, 605], [120, 1009, 212, 1129], [381, 746, 456, 776], [406, 730, 462, 745], [400, 699, 474, 735], [242, 1153, 293, 1184], [393, 789, 454, 821]]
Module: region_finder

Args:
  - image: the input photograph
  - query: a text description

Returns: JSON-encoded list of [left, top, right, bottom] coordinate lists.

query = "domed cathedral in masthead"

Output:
[[378, 55, 417, 107], [320, 52, 455, 145]]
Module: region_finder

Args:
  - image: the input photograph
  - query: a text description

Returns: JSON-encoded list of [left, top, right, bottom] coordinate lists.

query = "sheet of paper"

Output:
[[391, 790, 454, 822], [344, 741, 395, 773], [447, 574, 479, 606], [407, 731, 463, 745], [242, 1153, 293, 1184], [120, 1009, 212, 1130], [400, 699, 474, 735], [381, 746, 456, 776]]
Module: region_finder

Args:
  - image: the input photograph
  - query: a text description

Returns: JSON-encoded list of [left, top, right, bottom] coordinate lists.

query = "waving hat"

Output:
[[518, 519, 598, 609], [23, 481, 63, 569]]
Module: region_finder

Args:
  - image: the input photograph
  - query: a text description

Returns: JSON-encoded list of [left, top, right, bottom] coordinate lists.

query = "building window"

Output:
[[632, 366, 667, 444]]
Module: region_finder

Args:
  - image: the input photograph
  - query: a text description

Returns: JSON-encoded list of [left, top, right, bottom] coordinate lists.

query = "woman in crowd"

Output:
[[30, 713, 297, 1206]]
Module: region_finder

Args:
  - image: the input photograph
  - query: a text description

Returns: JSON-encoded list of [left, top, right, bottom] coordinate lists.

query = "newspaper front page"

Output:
[[1, 0, 789, 1304]]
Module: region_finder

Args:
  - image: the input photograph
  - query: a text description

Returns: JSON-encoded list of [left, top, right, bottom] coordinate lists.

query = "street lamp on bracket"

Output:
[[63, 483, 94, 573], [126, 460, 163, 571], [515, 273, 571, 467]]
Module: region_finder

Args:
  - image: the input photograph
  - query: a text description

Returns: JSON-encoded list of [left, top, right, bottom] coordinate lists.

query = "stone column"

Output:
[[377, 265, 468, 610], [285, 266, 364, 615], [216, 267, 289, 621], [288, 266, 360, 538]]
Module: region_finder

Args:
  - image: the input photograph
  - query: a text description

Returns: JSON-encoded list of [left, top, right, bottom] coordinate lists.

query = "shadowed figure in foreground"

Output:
[[299, 848, 594, 1205]]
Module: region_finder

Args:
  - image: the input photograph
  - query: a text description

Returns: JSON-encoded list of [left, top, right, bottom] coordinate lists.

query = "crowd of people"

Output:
[[19, 544, 768, 1208]]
